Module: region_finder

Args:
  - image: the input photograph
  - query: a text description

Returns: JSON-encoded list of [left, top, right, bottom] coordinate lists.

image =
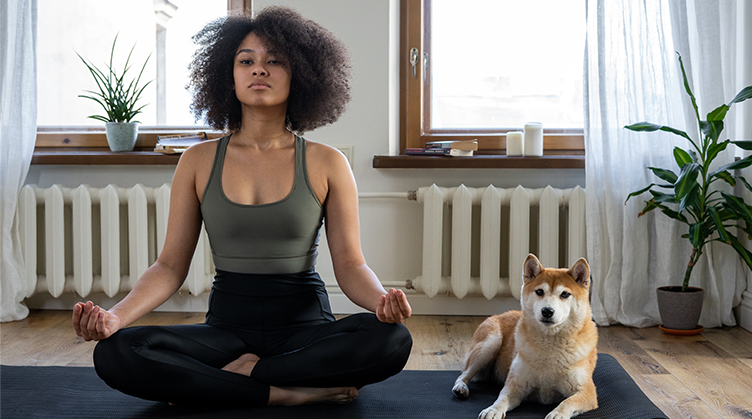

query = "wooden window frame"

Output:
[[33, 0, 252, 163], [398, 0, 585, 156]]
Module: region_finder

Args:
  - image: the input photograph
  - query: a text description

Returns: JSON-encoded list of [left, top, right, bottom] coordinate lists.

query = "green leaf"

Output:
[[729, 85, 752, 105], [648, 167, 678, 184], [673, 147, 693, 168], [711, 155, 752, 177], [624, 122, 694, 144], [738, 176, 752, 194], [706, 140, 729, 164], [700, 120, 724, 143], [674, 163, 700, 200], [732, 140, 752, 151], [661, 207, 688, 223], [712, 170, 736, 187], [638, 199, 660, 217], [625, 183, 656, 204], [688, 222, 704, 248], [727, 235, 752, 271], [707, 104, 729, 121], [677, 53, 701, 122], [678, 183, 700, 216], [649, 189, 677, 204], [708, 207, 731, 244], [721, 191, 752, 221]]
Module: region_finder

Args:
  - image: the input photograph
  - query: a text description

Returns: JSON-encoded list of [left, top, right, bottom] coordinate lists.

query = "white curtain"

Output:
[[1, 0, 37, 322], [585, 0, 746, 327]]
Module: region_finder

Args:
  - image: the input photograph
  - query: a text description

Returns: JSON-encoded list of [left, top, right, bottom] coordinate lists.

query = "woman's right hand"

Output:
[[72, 301, 121, 341]]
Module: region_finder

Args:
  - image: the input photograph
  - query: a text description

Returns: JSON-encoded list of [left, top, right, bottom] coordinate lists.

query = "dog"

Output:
[[452, 254, 598, 419]]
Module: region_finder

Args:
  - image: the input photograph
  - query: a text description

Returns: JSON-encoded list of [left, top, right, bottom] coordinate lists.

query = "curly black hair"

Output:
[[187, 6, 352, 133]]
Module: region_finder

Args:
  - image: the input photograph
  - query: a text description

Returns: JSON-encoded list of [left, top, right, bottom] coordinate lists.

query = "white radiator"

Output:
[[410, 184, 586, 300], [17, 184, 213, 299]]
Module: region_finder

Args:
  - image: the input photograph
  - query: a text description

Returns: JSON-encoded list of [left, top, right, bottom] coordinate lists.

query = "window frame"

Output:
[[34, 0, 252, 154], [398, 0, 585, 155]]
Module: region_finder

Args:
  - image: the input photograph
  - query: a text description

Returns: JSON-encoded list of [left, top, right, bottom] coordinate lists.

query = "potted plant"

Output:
[[625, 53, 752, 333], [77, 34, 152, 152]]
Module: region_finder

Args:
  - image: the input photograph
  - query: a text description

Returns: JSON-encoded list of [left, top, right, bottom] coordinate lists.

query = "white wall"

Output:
[[25, 0, 586, 315]]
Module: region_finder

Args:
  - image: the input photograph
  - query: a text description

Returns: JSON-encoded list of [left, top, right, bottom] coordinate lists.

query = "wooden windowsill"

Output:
[[372, 154, 585, 169], [32, 148, 182, 165]]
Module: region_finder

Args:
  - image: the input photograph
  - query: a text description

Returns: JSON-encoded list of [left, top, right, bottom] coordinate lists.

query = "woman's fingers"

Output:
[[73, 301, 114, 341], [72, 302, 85, 337], [393, 289, 412, 320], [377, 289, 412, 324]]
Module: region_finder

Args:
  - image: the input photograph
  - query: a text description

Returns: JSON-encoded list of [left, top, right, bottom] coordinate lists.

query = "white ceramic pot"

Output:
[[105, 122, 139, 152]]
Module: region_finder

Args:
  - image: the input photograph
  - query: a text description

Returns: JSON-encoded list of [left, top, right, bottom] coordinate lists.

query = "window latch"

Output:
[[409, 47, 419, 78]]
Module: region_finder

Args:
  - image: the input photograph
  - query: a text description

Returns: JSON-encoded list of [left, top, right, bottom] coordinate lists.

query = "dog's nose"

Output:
[[541, 307, 555, 319]]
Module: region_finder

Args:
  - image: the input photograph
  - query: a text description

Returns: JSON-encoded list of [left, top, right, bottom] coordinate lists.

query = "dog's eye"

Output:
[[560, 291, 571, 299], [535, 289, 544, 297]]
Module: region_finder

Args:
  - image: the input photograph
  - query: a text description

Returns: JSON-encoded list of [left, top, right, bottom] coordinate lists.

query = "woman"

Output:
[[72, 7, 412, 407]]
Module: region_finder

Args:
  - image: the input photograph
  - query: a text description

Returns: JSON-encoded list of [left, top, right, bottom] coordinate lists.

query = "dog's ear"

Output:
[[523, 254, 543, 284], [569, 258, 591, 288]]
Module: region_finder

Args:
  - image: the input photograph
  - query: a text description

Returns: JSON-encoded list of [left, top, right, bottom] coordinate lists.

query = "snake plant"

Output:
[[625, 53, 752, 291], [77, 34, 152, 123]]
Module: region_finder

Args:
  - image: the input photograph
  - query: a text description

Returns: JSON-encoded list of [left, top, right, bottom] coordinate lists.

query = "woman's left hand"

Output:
[[376, 289, 412, 324]]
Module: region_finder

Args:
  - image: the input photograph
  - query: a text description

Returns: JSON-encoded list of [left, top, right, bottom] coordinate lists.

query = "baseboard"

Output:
[[23, 286, 519, 317], [737, 290, 752, 333]]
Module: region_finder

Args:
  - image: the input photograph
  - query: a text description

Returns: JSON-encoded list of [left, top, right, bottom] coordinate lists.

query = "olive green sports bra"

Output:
[[200, 134, 324, 274]]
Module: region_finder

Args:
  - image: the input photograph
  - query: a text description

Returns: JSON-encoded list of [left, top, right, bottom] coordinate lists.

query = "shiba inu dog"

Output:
[[452, 254, 598, 419]]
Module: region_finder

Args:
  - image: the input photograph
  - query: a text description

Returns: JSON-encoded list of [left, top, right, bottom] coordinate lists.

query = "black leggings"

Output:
[[93, 270, 413, 406]]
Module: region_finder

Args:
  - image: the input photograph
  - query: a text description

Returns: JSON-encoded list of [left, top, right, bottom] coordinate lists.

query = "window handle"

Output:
[[409, 47, 419, 78]]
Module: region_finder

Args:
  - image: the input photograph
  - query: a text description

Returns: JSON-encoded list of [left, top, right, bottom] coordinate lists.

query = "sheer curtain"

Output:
[[584, 0, 745, 328], [1, 0, 37, 322]]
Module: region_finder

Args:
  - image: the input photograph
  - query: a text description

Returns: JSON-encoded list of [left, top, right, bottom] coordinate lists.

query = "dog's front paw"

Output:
[[478, 406, 506, 419], [544, 410, 571, 419], [452, 381, 470, 399]]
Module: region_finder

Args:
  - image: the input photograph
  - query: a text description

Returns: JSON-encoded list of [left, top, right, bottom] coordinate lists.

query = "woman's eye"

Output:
[[239, 59, 251, 65], [560, 291, 571, 299], [535, 289, 544, 297]]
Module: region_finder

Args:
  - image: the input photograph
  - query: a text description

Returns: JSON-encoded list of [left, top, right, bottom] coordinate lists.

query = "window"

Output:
[[400, 0, 586, 154], [35, 0, 250, 151]]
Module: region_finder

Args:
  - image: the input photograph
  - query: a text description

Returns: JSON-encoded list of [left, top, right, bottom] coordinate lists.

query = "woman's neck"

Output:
[[234, 106, 291, 150]]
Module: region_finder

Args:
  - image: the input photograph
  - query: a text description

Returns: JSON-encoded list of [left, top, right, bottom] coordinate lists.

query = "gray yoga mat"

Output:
[[1, 354, 666, 419]]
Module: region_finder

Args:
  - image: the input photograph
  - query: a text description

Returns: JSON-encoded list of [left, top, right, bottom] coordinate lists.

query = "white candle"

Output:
[[506, 131, 524, 156], [524, 122, 543, 156]]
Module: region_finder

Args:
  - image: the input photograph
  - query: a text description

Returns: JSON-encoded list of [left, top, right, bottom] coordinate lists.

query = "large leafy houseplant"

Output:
[[625, 53, 752, 297], [77, 34, 152, 123]]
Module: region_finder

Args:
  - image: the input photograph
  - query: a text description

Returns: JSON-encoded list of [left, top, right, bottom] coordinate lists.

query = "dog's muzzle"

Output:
[[540, 307, 555, 323]]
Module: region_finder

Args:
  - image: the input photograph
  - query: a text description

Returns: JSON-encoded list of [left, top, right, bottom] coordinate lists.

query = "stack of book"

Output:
[[405, 140, 478, 157], [154, 132, 209, 154]]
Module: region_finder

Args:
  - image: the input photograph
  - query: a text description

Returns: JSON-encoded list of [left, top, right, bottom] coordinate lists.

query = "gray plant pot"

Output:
[[656, 286, 704, 330], [105, 122, 139, 152]]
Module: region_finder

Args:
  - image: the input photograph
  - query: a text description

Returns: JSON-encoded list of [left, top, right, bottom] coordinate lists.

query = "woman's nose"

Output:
[[252, 65, 267, 76]]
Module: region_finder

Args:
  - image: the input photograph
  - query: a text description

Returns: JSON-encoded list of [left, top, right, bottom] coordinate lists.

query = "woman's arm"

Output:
[[313, 145, 411, 324], [72, 144, 209, 340]]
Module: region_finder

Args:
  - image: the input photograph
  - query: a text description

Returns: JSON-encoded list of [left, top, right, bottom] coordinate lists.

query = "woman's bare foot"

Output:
[[268, 386, 359, 406], [222, 353, 260, 376]]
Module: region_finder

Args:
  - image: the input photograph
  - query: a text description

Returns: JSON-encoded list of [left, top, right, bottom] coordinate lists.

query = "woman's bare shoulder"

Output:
[[177, 138, 221, 167], [305, 139, 349, 170]]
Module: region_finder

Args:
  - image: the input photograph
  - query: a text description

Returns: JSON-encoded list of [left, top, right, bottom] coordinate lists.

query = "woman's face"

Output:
[[233, 32, 291, 110]]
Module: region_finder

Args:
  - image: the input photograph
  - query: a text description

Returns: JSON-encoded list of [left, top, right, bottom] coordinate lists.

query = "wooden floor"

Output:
[[2, 310, 752, 418]]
